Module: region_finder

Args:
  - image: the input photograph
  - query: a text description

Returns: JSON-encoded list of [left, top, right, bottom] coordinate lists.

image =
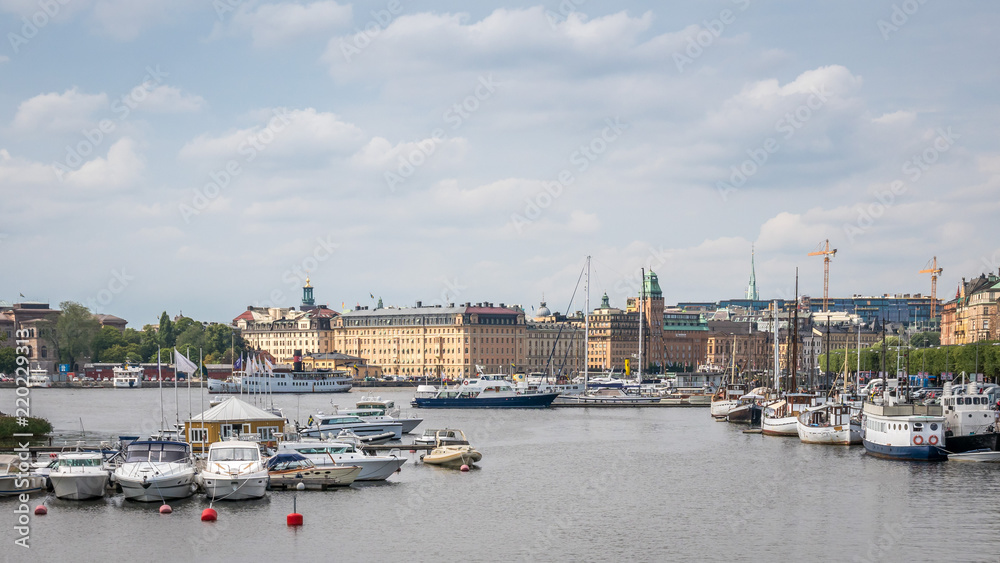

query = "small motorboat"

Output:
[[277, 433, 406, 482], [49, 452, 110, 500], [266, 453, 361, 489], [421, 429, 482, 469], [114, 440, 198, 502], [0, 454, 46, 496], [946, 449, 1000, 463], [199, 440, 269, 501]]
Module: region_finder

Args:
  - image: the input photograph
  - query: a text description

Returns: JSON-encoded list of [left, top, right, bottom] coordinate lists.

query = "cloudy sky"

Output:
[[1, 0, 998, 326]]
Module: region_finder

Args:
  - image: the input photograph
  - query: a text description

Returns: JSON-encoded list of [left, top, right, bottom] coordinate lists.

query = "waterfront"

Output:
[[3, 388, 1000, 562]]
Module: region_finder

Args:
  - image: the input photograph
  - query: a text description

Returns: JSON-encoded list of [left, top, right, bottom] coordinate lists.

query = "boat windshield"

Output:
[[126, 443, 190, 463], [294, 446, 351, 454], [59, 458, 102, 467], [209, 447, 259, 462]]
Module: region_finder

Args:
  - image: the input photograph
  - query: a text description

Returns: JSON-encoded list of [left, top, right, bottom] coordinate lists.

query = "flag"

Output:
[[370, 293, 374, 299], [234, 356, 242, 370], [174, 348, 199, 375], [19, 293, 24, 297], [264, 357, 273, 374]]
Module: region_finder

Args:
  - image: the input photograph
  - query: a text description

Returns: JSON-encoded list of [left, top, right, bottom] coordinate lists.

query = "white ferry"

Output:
[[27, 369, 51, 388], [861, 391, 947, 461], [112, 364, 143, 389], [208, 369, 351, 394]]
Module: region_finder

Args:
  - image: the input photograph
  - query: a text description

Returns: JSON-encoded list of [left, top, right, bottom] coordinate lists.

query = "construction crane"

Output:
[[807, 240, 837, 312], [919, 257, 943, 320]]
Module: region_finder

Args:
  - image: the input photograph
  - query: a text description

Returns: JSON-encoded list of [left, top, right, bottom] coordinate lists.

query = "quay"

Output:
[[14, 442, 439, 456], [550, 402, 708, 408]]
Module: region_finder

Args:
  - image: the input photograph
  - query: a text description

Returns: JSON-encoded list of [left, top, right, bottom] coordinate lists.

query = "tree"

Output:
[[56, 302, 99, 370], [910, 332, 940, 348], [0, 347, 15, 374], [92, 326, 126, 362], [157, 312, 175, 349]]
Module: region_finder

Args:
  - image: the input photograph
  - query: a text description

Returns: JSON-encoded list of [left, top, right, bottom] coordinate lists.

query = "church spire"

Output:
[[746, 244, 759, 301]]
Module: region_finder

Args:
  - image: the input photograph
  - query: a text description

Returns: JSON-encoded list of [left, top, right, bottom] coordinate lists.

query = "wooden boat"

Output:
[[266, 453, 361, 489], [762, 393, 820, 436], [797, 403, 862, 445]]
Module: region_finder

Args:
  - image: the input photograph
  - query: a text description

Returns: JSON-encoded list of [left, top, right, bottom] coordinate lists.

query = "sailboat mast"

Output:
[[773, 300, 779, 391], [638, 267, 644, 384], [157, 346, 163, 431], [584, 256, 590, 390], [791, 269, 798, 391]]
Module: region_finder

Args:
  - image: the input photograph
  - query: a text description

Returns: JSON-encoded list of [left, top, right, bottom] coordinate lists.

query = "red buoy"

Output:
[[201, 508, 218, 522], [460, 464, 470, 472], [287, 513, 303, 526], [34, 505, 47, 515], [159, 504, 172, 514], [409, 450, 416, 454]]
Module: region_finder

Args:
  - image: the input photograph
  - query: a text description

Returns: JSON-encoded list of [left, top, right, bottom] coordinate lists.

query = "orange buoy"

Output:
[[159, 504, 172, 514], [460, 464, 470, 472], [201, 508, 218, 522], [34, 505, 47, 515], [287, 512, 303, 526]]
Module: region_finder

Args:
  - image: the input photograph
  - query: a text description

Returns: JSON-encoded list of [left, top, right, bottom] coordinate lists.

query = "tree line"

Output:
[[0, 301, 247, 374], [818, 336, 1000, 379]]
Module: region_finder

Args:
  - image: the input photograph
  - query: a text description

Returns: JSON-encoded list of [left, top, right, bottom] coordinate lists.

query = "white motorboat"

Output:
[[797, 402, 862, 445], [0, 454, 46, 496], [947, 449, 1000, 463], [941, 380, 1000, 454], [27, 369, 51, 388], [332, 395, 423, 434], [199, 440, 269, 500], [112, 363, 143, 389], [277, 434, 406, 481], [301, 413, 403, 440], [421, 429, 482, 469], [114, 440, 198, 502], [49, 452, 110, 500], [413, 428, 472, 447], [266, 453, 362, 489]]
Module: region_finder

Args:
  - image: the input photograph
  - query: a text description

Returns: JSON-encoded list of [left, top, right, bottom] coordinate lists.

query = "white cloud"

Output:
[[62, 137, 144, 190], [0, 148, 55, 185], [11, 87, 107, 132], [872, 110, 916, 126], [213, 1, 353, 47], [88, 0, 200, 41], [139, 85, 206, 113], [0, 55, 8, 64]]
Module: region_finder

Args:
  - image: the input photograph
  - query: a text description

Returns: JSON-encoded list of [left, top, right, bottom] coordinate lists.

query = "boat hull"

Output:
[[412, 393, 558, 409], [0, 475, 45, 496], [798, 423, 862, 445], [200, 472, 269, 500], [268, 465, 361, 489], [51, 473, 108, 500], [302, 423, 403, 440], [944, 432, 1000, 455], [710, 399, 739, 419], [422, 449, 482, 468], [862, 440, 947, 461], [727, 404, 762, 425], [117, 470, 198, 502], [762, 415, 799, 436]]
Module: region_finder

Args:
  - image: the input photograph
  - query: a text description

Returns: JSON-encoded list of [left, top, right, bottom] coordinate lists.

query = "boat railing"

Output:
[[863, 403, 943, 417]]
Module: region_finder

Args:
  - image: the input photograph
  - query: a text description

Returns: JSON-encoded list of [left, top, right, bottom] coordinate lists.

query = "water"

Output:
[[3, 387, 1000, 562]]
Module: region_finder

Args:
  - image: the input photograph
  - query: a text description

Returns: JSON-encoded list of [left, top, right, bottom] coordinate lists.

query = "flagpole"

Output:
[[199, 348, 203, 432], [158, 346, 163, 432], [174, 348, 179, 427]]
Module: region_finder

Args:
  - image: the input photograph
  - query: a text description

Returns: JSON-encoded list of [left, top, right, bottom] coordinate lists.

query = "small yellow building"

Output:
[[184, 397, 286, 452], [302, 352, 383, 379]]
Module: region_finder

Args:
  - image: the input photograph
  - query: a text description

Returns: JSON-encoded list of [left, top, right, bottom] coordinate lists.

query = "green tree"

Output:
[[0, 347, 15, 374], [92, 326, 126, 361], [174, 322, 204, 355], [56, 301, 99, 369], [910, 332, 941, 348], [157, 312, 175, 349]]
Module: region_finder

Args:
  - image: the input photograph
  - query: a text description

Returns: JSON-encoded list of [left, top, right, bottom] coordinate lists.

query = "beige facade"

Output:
[[525, 315, 585, 377], [941, 272, 1000, 345], [0, 302, 61, 374], [234, 305, 339, 363]]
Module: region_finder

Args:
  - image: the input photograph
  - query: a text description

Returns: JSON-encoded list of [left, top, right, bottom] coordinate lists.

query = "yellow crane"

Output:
[[919, 257, 943, 320], [807, 240, 837, 312]]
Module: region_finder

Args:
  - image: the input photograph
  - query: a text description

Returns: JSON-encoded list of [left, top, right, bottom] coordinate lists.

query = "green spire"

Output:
[[643, 270, 662, 298], [377, 297, 383, 309], [600, 292, 611, 309], [746, 245, 759, 301]]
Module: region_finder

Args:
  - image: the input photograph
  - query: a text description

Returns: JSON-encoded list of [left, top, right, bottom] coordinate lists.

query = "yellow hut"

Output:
[[184, 397, 286, 453]]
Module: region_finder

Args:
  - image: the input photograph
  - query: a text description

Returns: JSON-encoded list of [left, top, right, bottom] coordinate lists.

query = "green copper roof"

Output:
[[643, 270, 662, 298], [600, 292, 611, 309]]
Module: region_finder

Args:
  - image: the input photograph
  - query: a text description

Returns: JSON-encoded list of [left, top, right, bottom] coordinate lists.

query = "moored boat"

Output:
[[797, 402, 862, 445], [112, 363, 143, 389], [114, 440, 198, 502], [0, 454, 46, 496], [941, 380, 1000, 454], [277, 435, 406, 481], [411, 374, 558, 409], [710, 383, 748, 419], [199, 440, 269, 500], [861, 401, 947, 461], [421, 429, 482, 469], [762, 393, 820, 436], [49, 452, 109, 500], [265, 453, 361, 489]]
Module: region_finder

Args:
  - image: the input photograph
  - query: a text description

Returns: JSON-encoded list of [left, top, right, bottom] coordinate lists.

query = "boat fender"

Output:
[[928, 435, 938, 445], [913, 435, 923, 445]]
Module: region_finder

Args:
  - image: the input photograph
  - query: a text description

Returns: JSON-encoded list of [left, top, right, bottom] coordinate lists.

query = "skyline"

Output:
[[2, 1, 998, 326]]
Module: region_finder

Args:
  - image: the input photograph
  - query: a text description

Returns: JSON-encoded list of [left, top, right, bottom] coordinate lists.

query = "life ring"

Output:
[[913, 435, 924, 445], [928, 435, 938, 445], [462, 380, 468, 385]]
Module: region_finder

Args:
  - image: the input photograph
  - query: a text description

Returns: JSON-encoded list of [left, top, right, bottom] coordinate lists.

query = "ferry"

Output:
[[412, 374, 558, 408], [112, 364, 143, 389], [207, 369, 351, 394], [861, 392, 947, 461]]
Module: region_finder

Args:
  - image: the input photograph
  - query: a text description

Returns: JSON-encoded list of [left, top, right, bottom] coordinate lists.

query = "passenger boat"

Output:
[[27, 370, 51, 388], [0, 454, 46, 496], [861, 392, 947, 461], [265, 453, 361, 489], [49, 452, 109, 500], [114, 440, 198, 502], [112, 363, 143, 389], [411, 374, 558, 408], [300, 413, 403, 440], [199, 440, 269, 500], [332, 395, 423, 434], [762, 393, 820, 436], [421, 430, 482, 469], [277, 435, 406, 481], [797, 402, 862, 445], [941, 380, 1000, 454]]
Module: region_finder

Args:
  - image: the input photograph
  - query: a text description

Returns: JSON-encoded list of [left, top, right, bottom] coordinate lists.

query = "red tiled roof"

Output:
[[233, 310, 255, 323], [307, 307, 339, 318]]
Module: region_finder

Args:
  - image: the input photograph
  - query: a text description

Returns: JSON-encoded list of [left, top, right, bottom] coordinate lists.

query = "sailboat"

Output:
[[797, 326, 861, 445], [710, 335, 747, 419]]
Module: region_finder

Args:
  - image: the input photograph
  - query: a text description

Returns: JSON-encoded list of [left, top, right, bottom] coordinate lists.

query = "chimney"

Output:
[[415, 300, 422, 308], [293, 349, 302, 372]]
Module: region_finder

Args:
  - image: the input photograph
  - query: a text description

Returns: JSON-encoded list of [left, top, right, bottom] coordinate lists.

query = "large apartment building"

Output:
[[940, 271, 1000, 345]]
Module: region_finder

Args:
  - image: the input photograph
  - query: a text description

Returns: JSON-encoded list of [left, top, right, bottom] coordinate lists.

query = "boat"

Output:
[[300, 413, 403, 440], [27, 369, 51, 388], [112, 363, 143, 389], [411, 374, 558, 408], [0, 454, 46, 496], [552, 388, 663, 406], [199, 440, 269, 500], [947, 449, 1000, 462], [265, 453, 361, 489], [726, 388, 773, 424], [210, 356, 351, 394], [797, 402, 862, 445], [861, 387, 947, 461], [49, 452, 110, 500], [332, 395, 423, 434], [420, 429, 482, 469], [277, 434, 406, 481], [113, 440, 198, 502], [762, 393, 820, 436], [941, 379, 1000, 454], [413, 428, 472, 447], [710, 383, 748, 419]]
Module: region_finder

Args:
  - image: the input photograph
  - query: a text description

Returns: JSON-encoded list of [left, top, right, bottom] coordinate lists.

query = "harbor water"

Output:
[[3, 387, 1000, 562]]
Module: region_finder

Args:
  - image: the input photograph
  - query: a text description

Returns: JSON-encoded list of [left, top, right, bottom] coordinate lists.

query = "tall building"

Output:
[[661, 310, 710, 372], [587, 292, 638, 373], [0, 302, 61, 374], [940, 271, 1000, 345], [746, 245, 759, 301], [233, 279, 340, 363]]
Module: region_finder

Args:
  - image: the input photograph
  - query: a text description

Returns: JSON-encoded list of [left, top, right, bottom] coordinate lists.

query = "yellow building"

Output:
[[302, 352, 383, 379], [184, 397, 286, 452], [941, 272, 1000, 345]]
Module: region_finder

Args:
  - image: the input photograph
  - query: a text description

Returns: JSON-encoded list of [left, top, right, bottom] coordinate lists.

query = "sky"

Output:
[[1, 0, 999, 327]]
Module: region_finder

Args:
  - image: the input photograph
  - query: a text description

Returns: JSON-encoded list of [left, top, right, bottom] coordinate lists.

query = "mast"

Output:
[[773, 300, 779, 391], [584, 256, 590, 390], [157, 346, 163, 432], [790, 269, 798, 391], [638, 267, 644, 384]]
